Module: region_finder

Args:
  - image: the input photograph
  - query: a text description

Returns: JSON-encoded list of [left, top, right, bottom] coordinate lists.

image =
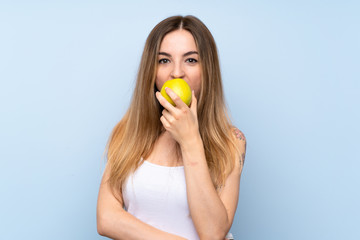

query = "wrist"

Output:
[[179, 132, 203, 152]]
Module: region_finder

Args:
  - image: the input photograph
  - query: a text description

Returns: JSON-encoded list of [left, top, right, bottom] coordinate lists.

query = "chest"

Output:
[[122, 162, 189, 216]]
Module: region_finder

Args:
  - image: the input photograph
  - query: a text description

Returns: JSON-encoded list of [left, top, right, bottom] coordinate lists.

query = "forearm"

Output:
[[97, 171, 187, 240], [98, 207, 187, 240], [181, 135, 229, 239]]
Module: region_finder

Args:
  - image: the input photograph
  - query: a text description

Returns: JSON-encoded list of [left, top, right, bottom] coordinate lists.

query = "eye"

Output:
[[186, 58, 198, 63], [159, 58, 170, 64]]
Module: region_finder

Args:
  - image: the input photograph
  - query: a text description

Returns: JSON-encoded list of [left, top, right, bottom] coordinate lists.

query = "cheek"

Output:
[[191, 69, 202, 95], [155, 67, 168, 91], [155, 78, 165, 91], [194, 82, 201, 99], [186, 80, 201, 100]]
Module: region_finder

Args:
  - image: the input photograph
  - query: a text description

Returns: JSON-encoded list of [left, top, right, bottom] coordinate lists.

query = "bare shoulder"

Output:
[[231, 127, 247, 167]]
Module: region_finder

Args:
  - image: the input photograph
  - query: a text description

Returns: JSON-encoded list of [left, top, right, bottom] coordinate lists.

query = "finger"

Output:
[[190, 90, 197, 116], [162, 109, 175, 124], [156, 91, 177, 114], [165, 87, 187, 109], [160, 115, 171, 129]]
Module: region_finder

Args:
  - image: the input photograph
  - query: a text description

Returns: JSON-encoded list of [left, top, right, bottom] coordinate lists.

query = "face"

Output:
[[155, 29, 202, 98]]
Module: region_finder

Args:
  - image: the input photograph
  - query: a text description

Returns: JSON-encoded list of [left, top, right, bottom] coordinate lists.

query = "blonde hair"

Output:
[[105, 15, 239, 202]]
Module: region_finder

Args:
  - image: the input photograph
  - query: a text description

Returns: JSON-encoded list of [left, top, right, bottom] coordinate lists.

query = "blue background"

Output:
[[1, 1, 359, 239]]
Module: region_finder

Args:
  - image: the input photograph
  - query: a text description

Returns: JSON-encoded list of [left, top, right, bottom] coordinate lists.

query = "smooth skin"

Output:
[[97, 163, 187, 240], [155, 88, 244, 240], [97, 29, 246, 240], [156, 29, 202, 100]]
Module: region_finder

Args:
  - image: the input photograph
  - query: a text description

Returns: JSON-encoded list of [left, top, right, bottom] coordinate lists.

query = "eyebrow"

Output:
[[158, 51, 199, 57]]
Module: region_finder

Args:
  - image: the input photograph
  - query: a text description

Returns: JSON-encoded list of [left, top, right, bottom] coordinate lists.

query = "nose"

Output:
[[170, 62, 185, 79]]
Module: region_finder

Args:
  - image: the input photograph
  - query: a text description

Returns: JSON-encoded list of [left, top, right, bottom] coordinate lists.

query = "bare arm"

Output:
[[96, 164, 187, 240], [181, 131, 245, 240], [155, 89, 246, 240]]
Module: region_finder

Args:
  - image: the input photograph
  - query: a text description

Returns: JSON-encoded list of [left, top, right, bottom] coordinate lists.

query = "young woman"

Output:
[[96, 15, 246, 240]]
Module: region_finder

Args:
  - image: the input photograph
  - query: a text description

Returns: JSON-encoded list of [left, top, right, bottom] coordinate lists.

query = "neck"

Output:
[[161, 130, 177, 146], [147, 130, 183, 166]]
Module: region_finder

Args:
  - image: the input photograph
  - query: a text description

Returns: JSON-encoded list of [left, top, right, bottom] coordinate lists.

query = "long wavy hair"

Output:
[[105, 15, 239, 203]]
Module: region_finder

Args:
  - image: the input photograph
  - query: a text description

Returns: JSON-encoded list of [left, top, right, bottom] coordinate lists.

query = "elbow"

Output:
[[97, 225, 105, 237], [97, 214, 105, 236], [97, 210, 109, 236], [198, 221, 231, 240], [198, 229, 228, 240], [199, 233, 226, 240]]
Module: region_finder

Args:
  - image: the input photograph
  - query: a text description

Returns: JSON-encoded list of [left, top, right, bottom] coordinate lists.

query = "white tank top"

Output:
[[122, 159, 200, 240]]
